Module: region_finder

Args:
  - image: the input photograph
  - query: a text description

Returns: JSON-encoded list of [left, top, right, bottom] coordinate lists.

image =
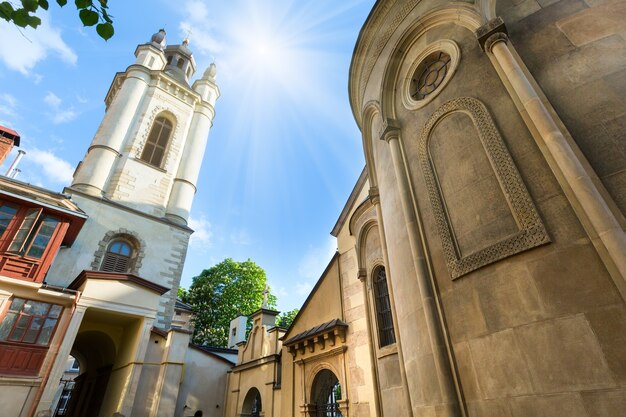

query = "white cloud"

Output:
[[26, 148, 74, 184], [44, 92, 62, 107], [178, 1, 223, 57], [0, 93, 18, 119], [295, 237, 337, 296], [0, 14, 77, 75], [230, 228, 252, 246], [43, 91, 77, 124], [188, 215, 213, 248]]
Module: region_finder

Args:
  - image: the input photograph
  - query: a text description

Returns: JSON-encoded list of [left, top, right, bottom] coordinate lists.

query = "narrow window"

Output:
[[373, 267, 395, 347], [101, 240, 133, 273], [25, 216, 60, 258], [177, 58, 184, 69], [8, 208, 41, 252], [0, 298, 62, 346], [0, 203, 18, 237], [139, 116, 173, 167]]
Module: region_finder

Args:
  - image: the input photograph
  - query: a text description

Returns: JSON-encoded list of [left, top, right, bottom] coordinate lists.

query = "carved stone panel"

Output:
[[417, 97, 550, 279]]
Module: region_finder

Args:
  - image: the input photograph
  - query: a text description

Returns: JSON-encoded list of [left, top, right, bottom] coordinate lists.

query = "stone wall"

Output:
[[350, 1, 626, 415], [499, 0, 626, 218]]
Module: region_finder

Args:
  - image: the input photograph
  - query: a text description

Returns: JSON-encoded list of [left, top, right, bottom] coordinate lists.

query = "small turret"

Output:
[[134, 28, 167, 70], [192, 62, 219, 105], [163, 38, 197, 85]]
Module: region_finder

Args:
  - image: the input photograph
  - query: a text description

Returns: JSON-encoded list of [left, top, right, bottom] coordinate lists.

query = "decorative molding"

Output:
[[476, 16, 508, 52], [402, 40, 461, 111], [91, 228, 147, 274], [379, 118, 401, 142], [418, 97, 550, 278], [134, 106, 180, 172], [484, 32, 509, 53]]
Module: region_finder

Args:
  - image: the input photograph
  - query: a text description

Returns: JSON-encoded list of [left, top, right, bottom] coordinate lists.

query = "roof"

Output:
[[281, 252, 340, 340], [0, 125, 20, 146], [330, 166, 367, 237], [175, 298, 193, 312], [283, 318, 348, 346], [0, 176, 87, 246], [68, 270, 170, 295], [189, 344, 237, 366]]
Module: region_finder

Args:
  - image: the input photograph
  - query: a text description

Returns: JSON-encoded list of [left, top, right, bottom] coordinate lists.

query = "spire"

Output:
[[203, 62, 217, 81]]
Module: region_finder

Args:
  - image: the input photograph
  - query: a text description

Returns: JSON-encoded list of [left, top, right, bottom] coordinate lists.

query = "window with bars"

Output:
[[373, 267, 395, 347], [139, 116, 173, 167], [100, 240, 134, 273], [0, 297, 62, 346]]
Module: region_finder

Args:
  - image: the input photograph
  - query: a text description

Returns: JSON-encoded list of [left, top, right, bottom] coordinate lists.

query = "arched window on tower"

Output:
[[101, 240, 134, 273], [373, 266, 395, 347], [140, 116, 173, 168]]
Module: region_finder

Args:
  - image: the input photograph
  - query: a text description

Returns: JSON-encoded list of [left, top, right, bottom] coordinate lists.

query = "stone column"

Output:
[[72, 67, 150, 196], [152, 328, 192, 417], [116, 317, 155, 417], [369, 186, 414, 417], [165, 102, 215, 225], [478, 18, 626, 296], [381, 122, 462, 417], [35, 305, 87, 417]]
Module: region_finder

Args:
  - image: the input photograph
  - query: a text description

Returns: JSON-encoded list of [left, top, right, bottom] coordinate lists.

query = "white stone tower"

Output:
[[47, 30, 219, 328], [72, 29, 219, 225]]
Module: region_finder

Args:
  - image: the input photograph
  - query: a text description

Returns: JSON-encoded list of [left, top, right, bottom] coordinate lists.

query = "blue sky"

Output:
[[0, 0, 374, 312]]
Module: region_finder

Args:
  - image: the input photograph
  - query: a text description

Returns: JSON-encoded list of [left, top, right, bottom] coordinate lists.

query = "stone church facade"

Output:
[[0, 0, 624, 416], [224, 0, 626, 416]]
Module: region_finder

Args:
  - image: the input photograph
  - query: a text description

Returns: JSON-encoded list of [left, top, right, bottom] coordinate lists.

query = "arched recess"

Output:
[[91, 228, 146, 274], [309, 368, 343, 417], [241, 387, 262, 417], [361, 101, 383, 189], [376, 5, 483, 122], [136, 108, 179, 170], [64, 330, 117, 417]]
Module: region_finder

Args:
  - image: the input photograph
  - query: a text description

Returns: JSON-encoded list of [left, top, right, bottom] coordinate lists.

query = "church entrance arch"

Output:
[[62, 330, 116, 417], [241, 387, 262, 417], [310, 369, 342, 417]]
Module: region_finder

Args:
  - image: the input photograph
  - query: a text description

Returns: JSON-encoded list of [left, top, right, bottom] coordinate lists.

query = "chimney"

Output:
[[0, 125, 21, 167]]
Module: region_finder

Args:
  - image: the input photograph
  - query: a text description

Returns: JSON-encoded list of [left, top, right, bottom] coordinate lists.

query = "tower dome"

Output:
[[150, 28, 166, 49]]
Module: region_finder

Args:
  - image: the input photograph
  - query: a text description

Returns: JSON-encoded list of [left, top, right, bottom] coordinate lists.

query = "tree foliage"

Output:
[[183, 258, 277, 347], [276, 308, 299, 330], [0, 0, 115, 40]]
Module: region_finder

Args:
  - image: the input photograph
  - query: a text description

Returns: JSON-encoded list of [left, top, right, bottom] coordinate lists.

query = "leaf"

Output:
[[55, 0, 67, 6], [21, 0, 38, 12], [27, 14, 41, 28], [39, 0, 48, 10], [96, 21, 113, 40], [12, 8, 30, 27], [79, 8, 98, 26], [74, 0, 91, 9], [0, 2, 15, 21]]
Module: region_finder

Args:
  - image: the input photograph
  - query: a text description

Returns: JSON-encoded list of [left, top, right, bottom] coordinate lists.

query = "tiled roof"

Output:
[[283, 318, 348, 346]]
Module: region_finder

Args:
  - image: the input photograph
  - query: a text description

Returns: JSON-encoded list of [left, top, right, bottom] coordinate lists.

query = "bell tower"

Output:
[[71, 29, 219, 225]]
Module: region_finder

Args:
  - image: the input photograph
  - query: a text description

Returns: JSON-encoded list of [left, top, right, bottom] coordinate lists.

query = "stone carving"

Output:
[[91, 228, 147, 274], [418, 97, 550, 278]]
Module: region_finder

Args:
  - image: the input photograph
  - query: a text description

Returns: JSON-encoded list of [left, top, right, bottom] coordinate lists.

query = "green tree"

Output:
[[276, 308, 299, 329], [0, 0, 115, 40], [184, 258, 277, 347]]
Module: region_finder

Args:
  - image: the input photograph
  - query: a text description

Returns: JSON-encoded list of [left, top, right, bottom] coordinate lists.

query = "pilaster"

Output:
[[476, 17, 626, 299]]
